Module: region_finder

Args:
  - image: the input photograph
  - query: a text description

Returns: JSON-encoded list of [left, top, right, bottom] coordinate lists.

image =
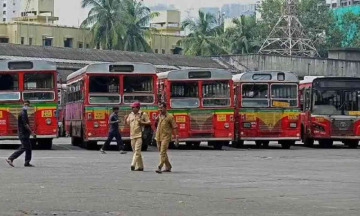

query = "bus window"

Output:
[[123, 76, 154, 104], [241, 84, 269, 107], [0, 74, 20, 101], [170, 82, 199, 108], [24, 73, 54, 89], [271, 84, 298, 107], [202, 81, 230, 107], [89, 76, 120, 104]]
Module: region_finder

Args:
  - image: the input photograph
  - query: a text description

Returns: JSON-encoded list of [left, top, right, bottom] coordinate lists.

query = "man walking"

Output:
[[6, 100, 35, 167], [100, 107, 127, 154], [155, 102, 178, 174], [126, 102, 150, 171]]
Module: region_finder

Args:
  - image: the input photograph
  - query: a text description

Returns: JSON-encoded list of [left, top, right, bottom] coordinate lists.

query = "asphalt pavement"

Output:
[[0, 138, 359, 216]]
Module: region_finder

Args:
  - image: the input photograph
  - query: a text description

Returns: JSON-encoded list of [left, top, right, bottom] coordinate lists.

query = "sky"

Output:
[[55, 0, 256, 27]]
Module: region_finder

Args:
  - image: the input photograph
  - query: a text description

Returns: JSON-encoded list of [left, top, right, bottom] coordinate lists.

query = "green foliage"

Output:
[[81, 0, 157, 52]]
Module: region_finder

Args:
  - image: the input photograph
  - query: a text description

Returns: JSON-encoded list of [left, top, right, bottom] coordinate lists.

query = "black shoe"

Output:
[[100, 149, 106, 154], [135, 168, 144, 171], [119, 150, 127, 154], [131, 166, 135, 171], [155, 166, 162, 174], [163, 169, 172, 173], [24, 163, 34, 167]]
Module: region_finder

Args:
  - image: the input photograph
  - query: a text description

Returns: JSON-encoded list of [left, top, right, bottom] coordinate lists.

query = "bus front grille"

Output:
[[118, 110, 131, 130], [331, 120, 354, 136], [258, 112, 282, 132], [8, 107, 36, 134], [189, 112, 213, 131]]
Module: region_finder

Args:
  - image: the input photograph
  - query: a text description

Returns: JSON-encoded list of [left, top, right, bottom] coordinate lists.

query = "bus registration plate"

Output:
[[42, 110, 53, 117], [95, 111, 105, 120], [176, 116, 186, 123], [217, 115, 226, 122]]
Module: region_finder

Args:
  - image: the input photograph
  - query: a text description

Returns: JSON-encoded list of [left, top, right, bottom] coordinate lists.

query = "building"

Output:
[[149, 10, 183, 54], [328, 48, 360, 61], [326, 0, 360, 8], [0, 0, 21, 22], [221, 4, 256, 18], [14, 0, 59, 24]]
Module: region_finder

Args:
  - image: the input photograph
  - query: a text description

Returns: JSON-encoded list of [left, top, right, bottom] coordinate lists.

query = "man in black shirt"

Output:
[[6, 100, 36, 167], [100, 107, 126, 154]]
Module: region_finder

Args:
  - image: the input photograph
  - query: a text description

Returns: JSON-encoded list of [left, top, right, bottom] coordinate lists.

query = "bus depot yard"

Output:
[[1, 138, 360, 216]]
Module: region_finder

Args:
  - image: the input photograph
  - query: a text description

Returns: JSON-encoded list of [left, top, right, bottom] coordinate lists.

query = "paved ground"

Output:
[[0, 138, 359, 216]]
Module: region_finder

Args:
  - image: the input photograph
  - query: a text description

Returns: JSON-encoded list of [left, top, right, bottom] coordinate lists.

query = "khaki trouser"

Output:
[[131, 138, 144, 169], [157, 140, 172, 170]]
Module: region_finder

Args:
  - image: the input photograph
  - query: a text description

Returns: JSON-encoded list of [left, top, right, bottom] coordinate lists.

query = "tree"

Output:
[[119, 0, 159, 52], [179, 11, 228, 56], [339, 12, 360, 47], [81, 0, 123, 50]]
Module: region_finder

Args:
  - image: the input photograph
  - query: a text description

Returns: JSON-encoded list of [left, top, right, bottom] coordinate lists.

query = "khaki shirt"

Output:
[[126, 111, 150, 139], [155, 113, 177, 142]]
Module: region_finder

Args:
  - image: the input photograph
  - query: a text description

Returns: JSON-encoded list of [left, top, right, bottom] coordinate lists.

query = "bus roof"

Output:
[[67, 62, 156, 81], [232, 71, 298, 83], [0, 60, 56, 72], [157, 69, 232, 81], [299, 76, 324, 84]]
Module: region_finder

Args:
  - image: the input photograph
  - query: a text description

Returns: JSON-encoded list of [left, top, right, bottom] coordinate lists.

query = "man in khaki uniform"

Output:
[[126, 102, 150, 171], [155, 102, 178, 174]]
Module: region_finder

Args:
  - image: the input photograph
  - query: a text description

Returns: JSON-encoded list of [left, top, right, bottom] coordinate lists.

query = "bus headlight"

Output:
[[243, 122, 251, 128], [46, 118, 52, 125], [224, 123, 230, 129], [290, 123, 297, 128], [94, 122, 99, 128]]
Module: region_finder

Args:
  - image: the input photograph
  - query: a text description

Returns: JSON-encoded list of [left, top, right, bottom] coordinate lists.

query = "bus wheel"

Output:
[[262, 141, 270, 148], [233, 140, 244, 149], [280, 141, 293, 149], [213, 142, 223, 150], [303, 137, 314, 147], [38, 139, 53, 150], [345, 140, 358, 149], [193, 142, 201, 149], [30, 139, 37, 149], [71, 137, 81, 146], [84, 141, 97, 150], [255, 141, 262, 148], [186, 142, 193, 149], [319, 140, 333, 148]]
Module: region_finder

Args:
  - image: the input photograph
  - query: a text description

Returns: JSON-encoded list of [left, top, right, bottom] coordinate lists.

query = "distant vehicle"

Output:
[[233, 71, 301, 149], [300, 76, 360, 148], [157, 69, 235, 150], [0, 60, 58, 149], [65, 62, 159, 150]]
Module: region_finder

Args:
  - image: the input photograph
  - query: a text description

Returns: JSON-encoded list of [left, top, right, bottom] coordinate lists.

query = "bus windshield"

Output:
[[271, 84, 298, 107], [0, 74, 20, 101], [23, 73, 55, 101], [313, 90, 360, 115], [242, 84, 269, 107], [170, 82, 199, 108], [123, 75, 154, 104], [202, 81, 230, 107], [89, 76, 120, 104]]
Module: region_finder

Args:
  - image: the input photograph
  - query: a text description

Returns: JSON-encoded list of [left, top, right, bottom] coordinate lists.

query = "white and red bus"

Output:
[[65, 62, 158, 150], [0, 60, 58, 149], [300, 76, 360, 148], [233, 71, 301, 149], [157, 69, 235, 150]]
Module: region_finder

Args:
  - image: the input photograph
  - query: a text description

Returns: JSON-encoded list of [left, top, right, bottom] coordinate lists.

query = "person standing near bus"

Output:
[[6, 101, 36, 167], [126, 102, 150, 171], [155, 102, 178, 174], [100, 107, 127, 154]]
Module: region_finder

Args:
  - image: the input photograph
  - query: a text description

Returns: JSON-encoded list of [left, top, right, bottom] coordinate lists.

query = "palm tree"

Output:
[[179, 10, 228, 56], [119, 0, 158, 52], [81, 0, 123, 50]]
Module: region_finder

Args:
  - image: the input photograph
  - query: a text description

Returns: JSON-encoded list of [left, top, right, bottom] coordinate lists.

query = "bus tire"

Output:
[[214, 142, 223, 150], [319, 140, 333, 148], [255, 141, 262, 148], [345, 140, 358, 149], [193, 142, 201, 149], [262, 141, 270, 148], [233, 140, 244, 148], [30, 139, 37, 149], [38, 139, 53, 150], [186, 142, 193, 149], [303, 137, 314, 147], [280, 141, 293, 149]]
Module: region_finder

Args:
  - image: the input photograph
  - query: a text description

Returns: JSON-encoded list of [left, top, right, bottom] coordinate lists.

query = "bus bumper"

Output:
[[240, 137, 300, 141], [87, 137, 131, 141], [315, 136, 360, 140], [178, 137, 233, 142], [0, 136, 19, 140]]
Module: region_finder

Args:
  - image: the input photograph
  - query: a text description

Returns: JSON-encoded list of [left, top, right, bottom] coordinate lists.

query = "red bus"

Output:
[[65, 62, 158, 150], [157, 69, 235, 150], [0, 60, 58, 149], [300, 76, 360, 148], [233, 71, 301, 149], [57, 83, 67, 137]]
